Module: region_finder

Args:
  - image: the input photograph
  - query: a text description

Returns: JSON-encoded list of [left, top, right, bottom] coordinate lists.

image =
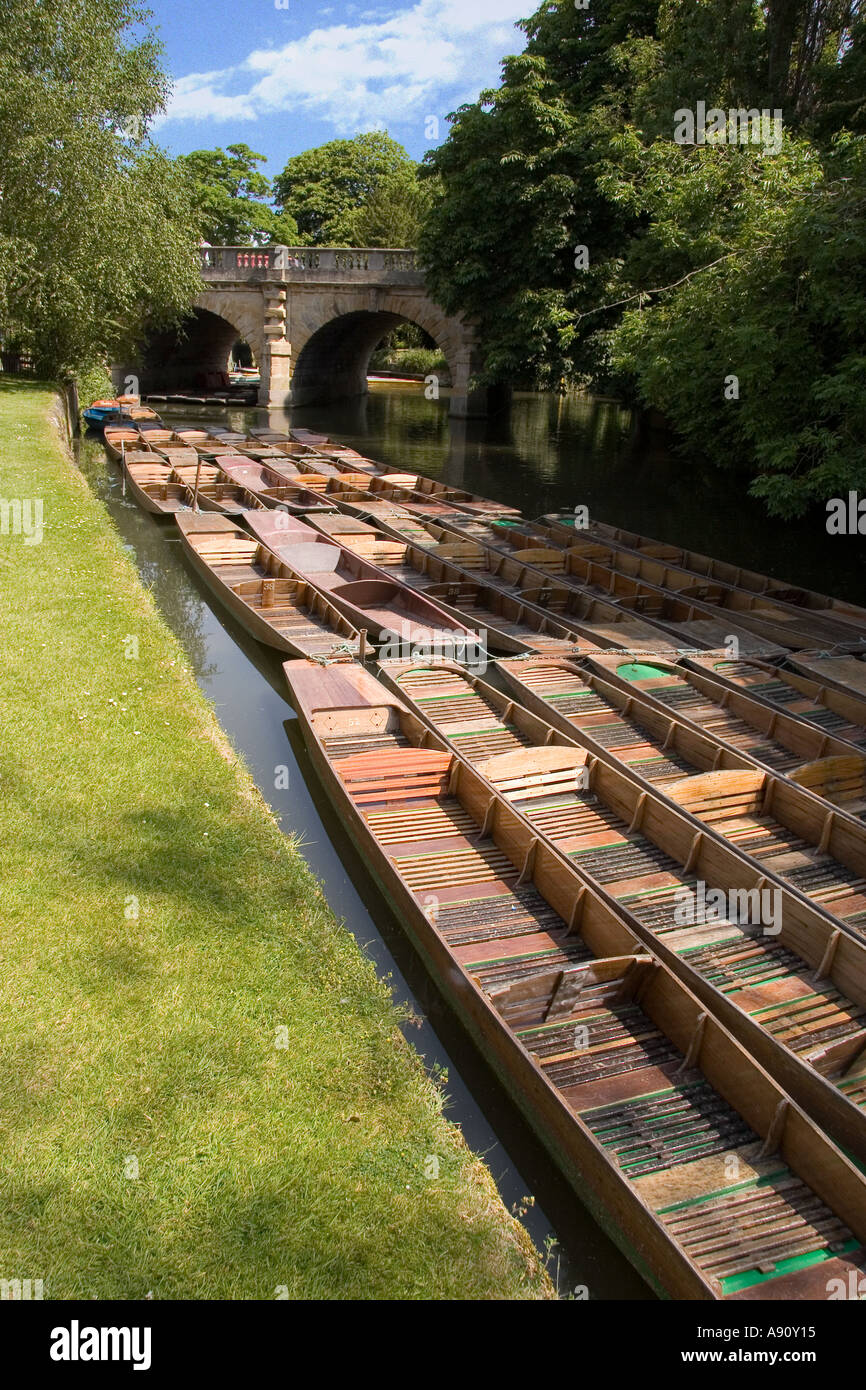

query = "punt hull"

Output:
[[284, 659, 866, 1300]]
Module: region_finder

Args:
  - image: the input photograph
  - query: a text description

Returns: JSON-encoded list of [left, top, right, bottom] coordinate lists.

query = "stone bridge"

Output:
[[133, 246, 487, 416]]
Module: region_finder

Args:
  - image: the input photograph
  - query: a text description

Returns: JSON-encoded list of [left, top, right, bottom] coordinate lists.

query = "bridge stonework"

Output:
[[182, 246, 488, 416]]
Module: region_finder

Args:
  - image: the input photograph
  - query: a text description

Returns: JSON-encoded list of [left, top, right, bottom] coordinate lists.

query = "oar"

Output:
[[192, 454, 202, 513], [121, 439, 126, 498]]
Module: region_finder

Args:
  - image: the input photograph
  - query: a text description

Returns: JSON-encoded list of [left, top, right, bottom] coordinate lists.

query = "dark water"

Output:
[[75, 383, 863, 1302]]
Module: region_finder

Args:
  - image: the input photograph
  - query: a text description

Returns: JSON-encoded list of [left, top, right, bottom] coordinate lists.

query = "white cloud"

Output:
[[157, 0, 526, 134]]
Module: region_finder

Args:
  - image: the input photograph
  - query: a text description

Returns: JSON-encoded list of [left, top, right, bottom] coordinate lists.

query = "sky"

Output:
[[147, 0, 531, 175]]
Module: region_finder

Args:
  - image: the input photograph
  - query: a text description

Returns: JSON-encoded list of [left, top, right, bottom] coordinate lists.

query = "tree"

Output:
[[177, 144, 298, 245], [0, 0, 201, 381], [273, 132, 421, 245], [422, 0, 866, 514], [349, 171, 435, 248]]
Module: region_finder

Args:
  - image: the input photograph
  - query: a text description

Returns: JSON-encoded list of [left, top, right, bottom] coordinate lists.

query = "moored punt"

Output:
[[104, 426, 143, 461], [301, 500, 599, 653], [280, 657, 866, 1298], [122, 459, 191, 515], [174, 514, 363, 659], [683, 654, 866, 751], [340, 507, 778, 657], [496, 655, 866, 819], [380, 661, 866, 944], [168, 462, 222, 487], [540, 513, 866, 631], [171, 426, 210, 443], [302, 510, 683, 653], [368, 659, 866, 1166], [585, 654, 866, 792], [134, 426, 175, 445], [153, 446, 202, 467], [243, 510, 481, 648], [430, 511, 853, 653], [186, 481, 264, 516], [787, 650, 866, 701]]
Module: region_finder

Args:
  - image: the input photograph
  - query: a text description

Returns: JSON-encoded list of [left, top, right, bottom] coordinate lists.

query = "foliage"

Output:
[[422, 0, 866, 514], [176, 144, 298, 245], [274, 132, 424, 245], [368, 346, 448, 376], [0, 0, 201, 381], [77, 364, 116, 409]]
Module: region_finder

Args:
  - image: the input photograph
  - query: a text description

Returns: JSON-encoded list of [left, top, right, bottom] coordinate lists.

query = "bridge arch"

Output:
[[137, 302, 265, 396], [289, 299, 457, 407]]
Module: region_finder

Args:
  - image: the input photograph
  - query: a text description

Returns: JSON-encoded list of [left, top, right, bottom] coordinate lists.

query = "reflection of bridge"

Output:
[[129, 246, 488, 416]]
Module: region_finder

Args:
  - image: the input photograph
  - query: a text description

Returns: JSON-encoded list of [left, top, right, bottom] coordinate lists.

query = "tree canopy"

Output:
[[422, 0, 866, 516], [0, 0, 201, 381], [177, 144, 298, 246], [273, 132, 427, 245]]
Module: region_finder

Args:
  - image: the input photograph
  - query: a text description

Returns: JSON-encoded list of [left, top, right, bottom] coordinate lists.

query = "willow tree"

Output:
[[0, 0, 201, 381]]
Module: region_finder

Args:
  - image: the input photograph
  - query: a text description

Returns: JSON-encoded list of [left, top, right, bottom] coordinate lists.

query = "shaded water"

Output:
[[75, 382, 863, 1301]]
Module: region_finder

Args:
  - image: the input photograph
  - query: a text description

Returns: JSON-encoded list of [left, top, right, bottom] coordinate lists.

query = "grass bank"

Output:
[[0, 377, 551, 1300]]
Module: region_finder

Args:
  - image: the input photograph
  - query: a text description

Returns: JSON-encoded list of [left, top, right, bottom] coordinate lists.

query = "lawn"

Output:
[[0, 377, 551, 1299]]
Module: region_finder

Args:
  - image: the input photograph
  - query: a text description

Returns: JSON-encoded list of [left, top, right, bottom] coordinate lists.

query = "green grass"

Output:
[[0, 377, 552, 1300]]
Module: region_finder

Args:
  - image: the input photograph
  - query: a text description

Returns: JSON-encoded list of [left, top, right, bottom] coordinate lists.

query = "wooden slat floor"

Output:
[[690, 657, 866, 750], [386, 665, 866, 1107], [326, 734, 861, 1295]]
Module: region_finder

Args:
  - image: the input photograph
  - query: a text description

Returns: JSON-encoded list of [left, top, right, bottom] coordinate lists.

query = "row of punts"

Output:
[[99, 410, 866, 1299]]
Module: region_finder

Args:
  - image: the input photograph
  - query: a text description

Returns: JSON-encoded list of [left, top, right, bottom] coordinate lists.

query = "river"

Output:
[[75, 381, 866, 1302]]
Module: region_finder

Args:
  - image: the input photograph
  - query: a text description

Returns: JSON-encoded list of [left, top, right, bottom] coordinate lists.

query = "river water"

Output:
[[75, 382, 865, 1302]]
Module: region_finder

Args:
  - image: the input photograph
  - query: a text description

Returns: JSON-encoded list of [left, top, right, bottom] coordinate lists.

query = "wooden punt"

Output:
[[294, 455, 361, 479], [683, 654, 866, 752], [169, 462, 222, 487], [496, 655, 866, 822], [184, 481, 264, 516], [171, 427, 210, 443], [133, 426, 175, 445], [174, 514, 363, 659], [153, 446, 202, 467], [787, 651, 866, 701], [426, 511, 850, 654], [302, 508, 685, 654], [243, 510, 480, 648], [381, 660, 866, 945], [281, 657, 866, 1298], [104, 426, 142, 461], [584, 654, 866, 799], [340, 507, 782, 657], [370, 658, 866, 1165], [301, 498, 601, 654], [540, 513, 866, 632], [122, 459, 191, 515]]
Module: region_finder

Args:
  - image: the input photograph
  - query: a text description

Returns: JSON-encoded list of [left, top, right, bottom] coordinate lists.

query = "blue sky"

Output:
[[148, 0, 530, 175]]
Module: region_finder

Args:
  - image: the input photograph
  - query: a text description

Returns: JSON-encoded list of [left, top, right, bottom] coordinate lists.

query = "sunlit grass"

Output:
[[0, 377, 551, 1300]]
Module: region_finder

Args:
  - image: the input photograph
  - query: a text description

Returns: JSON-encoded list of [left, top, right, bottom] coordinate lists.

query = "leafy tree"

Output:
[[422, 0, 866, 514], [273, 132, 421, 245], [177, 144, 298, 245], [349, 171, 435, 247], [0, 0, 201, 381]]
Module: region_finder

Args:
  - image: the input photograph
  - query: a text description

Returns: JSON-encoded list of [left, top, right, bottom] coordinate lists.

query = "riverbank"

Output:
[[0, 377, 552, 1300]]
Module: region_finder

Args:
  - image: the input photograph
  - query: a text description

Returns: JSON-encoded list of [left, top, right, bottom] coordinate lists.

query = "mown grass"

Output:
[[0, 377, 552, 1299]]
